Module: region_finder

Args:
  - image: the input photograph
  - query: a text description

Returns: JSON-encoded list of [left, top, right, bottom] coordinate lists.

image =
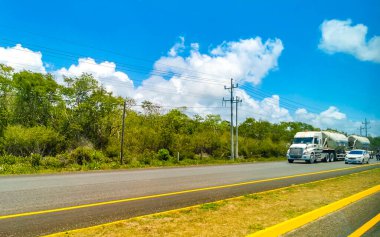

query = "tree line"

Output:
[[1, 64, 378, 173]]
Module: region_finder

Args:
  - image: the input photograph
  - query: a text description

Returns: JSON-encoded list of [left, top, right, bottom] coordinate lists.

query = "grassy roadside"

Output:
[[48, 168, 380, 237], [0, 156, 286, 175]]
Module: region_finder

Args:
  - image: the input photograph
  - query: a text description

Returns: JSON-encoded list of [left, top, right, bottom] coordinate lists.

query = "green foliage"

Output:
[[2, 125, 63, 156], [1, 65, 375, 174], [40, 156, 64, 168], [199, 203, 223, 211], [69, 146, 95, 165], [12, 71, 61, 127], [30, 153, 42, 167], [369, 136, 380, 151], [105, 141, 120, 158], [0, 154, 18, 165], [157, 148, 171, 161]]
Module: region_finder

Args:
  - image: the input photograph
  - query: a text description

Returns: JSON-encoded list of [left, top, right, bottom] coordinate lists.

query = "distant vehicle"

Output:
[[368, 151, 374, 159], [345, 150, 370, 164], [287, 131, 348, 163]]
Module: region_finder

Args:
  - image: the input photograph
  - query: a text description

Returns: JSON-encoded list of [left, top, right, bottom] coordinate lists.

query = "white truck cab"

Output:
[[287, 131, 322, 163]]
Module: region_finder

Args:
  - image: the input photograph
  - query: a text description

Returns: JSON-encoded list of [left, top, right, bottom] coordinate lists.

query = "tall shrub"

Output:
[[2, 125, 64, 156]]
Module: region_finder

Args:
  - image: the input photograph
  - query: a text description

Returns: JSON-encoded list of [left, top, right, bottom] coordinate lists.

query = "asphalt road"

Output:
[[1, 160, 379, 236], [285, 191, 380, 237]]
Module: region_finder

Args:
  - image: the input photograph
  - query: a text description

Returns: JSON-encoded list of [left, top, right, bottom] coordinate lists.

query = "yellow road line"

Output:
[[1, 163, 379, 220], [247, 185, 380, 237], [348, 213, 380, 237], [44, 186, 295, 236], [43, 168, 378, 237]]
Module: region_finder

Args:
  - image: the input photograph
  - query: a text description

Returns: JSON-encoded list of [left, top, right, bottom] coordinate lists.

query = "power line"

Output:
[[0, 38, 227, 86], [0, 37, 332, 114], [3, 60, 321, 117], [0, 38, 334, 115], [0, 32, 231, 80], [3, 57, 361, 125], [2, 37, 368, 122], [2, 59, 315, 116]]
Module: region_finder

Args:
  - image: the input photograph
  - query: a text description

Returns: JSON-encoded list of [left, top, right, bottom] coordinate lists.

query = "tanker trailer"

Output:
[[321, 131, 349, 161], [348, 135, 370, 150]]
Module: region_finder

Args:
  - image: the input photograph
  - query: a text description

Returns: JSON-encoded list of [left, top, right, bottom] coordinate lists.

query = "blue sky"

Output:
[[0, 0, 379, 135]]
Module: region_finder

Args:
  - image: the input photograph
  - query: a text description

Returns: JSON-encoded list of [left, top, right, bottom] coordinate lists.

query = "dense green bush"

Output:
[[30, 153, 42, 167], [41, 156, 64, 168], [137, 150, 156, 165], [105, 143, 120, 158], [157, 148, 171, 161], [69, 146, 94, 165], [0, 154, 18, 165], [2, 125, 64, 156]]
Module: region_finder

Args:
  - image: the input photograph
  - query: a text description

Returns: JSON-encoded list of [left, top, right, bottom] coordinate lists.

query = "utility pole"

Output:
[[235, 96, 242, 158], [359, 126, 364, 136], [362, 118, 370, 137], [223, 78, 238, 160], [120, 101, 127, 165]]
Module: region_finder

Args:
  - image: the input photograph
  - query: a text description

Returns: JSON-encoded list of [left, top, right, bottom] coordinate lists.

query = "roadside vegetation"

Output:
[[1, 64, 379, 174], [46, 168, 380, 237]]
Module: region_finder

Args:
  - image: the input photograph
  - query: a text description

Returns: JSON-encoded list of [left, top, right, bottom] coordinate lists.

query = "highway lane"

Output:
[[1, 160, 379, 236]]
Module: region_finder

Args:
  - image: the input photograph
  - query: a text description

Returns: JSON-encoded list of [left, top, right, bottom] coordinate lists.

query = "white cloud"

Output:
[[236, 92, 292, 123], [157, 37, 284, 85], [168, 36, 185, 57], [0, 44, 46, 73], [293, 106, 380, 136], [55, 57, 134, 97], [133, 37, 288, 122], [319, 19, 380, 63], [295, 106, 347, 128]]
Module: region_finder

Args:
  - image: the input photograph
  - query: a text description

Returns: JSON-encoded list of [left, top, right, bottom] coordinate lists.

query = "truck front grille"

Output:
[[289, 148, 303, 158]]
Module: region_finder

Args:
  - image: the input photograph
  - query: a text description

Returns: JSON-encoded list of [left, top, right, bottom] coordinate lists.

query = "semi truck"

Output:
[[286, 131, 348, 163]]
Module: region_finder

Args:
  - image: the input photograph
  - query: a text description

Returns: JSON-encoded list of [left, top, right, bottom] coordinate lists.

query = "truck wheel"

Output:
[[310, 154, 315, 164], [288, 159, 294, 163], [329, 153, 334, 162]]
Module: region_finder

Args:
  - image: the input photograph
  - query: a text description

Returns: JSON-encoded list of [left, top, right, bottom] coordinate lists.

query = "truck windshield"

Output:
[[293, 137, 313, 144]]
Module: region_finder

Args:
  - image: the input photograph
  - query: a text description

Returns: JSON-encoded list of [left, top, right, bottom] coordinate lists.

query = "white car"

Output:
[[345, 150, 370, 164]]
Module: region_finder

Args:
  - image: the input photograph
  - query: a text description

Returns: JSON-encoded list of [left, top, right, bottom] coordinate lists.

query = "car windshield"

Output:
[[293, 137, 313, 144], [349, 150, 364, 155]]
